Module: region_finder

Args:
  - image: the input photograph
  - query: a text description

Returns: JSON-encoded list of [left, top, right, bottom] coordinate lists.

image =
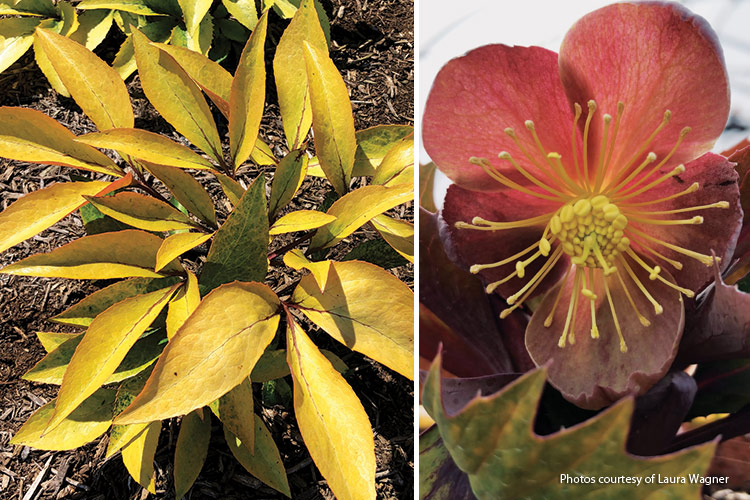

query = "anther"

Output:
[[539, 238, 551, 256], [504, 127, 516, 137], [525, 120, 535, 130]]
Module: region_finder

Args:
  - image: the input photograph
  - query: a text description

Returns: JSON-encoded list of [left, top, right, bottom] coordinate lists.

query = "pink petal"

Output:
[[526, 262, 684, 410], [441, 184, 567, 301], [625, 152, 741, 292], [559, 2, 729, 182], [424, 45, 579, 192]]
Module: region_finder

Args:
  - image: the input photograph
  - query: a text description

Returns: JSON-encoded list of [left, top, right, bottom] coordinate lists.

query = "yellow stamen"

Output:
[[455, 212, 554, 231], [617, 127, 691, 195], [571, 102, 583, 183], [497, 150, 569, 198], [613, 164, 686, 202], [545, 264, 572, 327], [603, 273, 628, 352], [626, 234, 683, 270], [558, 268, 582, 347], [618, 256, 663, 314], [614, 268, 651, 327], [471, 157, 565, 202], [620, 182, 699, 207], [601, 102, 625, 181], [582, 100, 597, 191], [593, 113, 612, 193], [624, 201, 729, 216], [604, 109, 671, 190], [547, 152, 587, 195], [626, 215, 704, 226], [627, 226, 718, 266], [503, 247, 563, 315], [470, 240, 540, 274], [625, 249, 695, 298], [585, 268, 599, 339], [605, 152, 657, 196]]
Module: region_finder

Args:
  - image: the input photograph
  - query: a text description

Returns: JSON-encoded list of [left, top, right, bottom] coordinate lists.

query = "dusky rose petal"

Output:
[[526, 263, 684, 410], [424, 45, 579, 192], [559, 2, 729, 182], [625, 152, 741, 292], [441, 184, 568, 301]]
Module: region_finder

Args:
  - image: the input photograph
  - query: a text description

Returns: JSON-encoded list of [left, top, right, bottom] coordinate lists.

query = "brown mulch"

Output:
[[0, 0, 414, 499]]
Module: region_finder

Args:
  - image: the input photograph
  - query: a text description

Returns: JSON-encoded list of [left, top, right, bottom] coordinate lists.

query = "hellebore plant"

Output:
[[423, 1, 742, 410]]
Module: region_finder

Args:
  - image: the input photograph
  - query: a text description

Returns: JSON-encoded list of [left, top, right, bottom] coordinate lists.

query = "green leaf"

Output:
[[34, 28, 134, 131], [422, 354, 718, 499], [292, 260, 413, 379], [0, 107, 122, 176], [209, 378, 255, 452], [0, 18, 39, 74], [45, 285, 177, 431], [309, 183, 413, 249], [269, 148, 308, 219], [221, 0, 257, 30], [303, 41, 356, 195], [10, 388, 116, 451], [199, 176, 267, 293], [342, 238, 409, 269], [419, 162, 437, 212], [106, 369, 152, 458], [419, 425, 474, 500], [52, 276, 179, 326], [133, 28, 222, 162], [273, 0, 327, 149], [84, 192, 199, 232], [229, 11, 267, 169], [213, 171, 245, 206], [174, 409, 211, 499], [224, 416, 291, 497], [1, 229, 183, 279]]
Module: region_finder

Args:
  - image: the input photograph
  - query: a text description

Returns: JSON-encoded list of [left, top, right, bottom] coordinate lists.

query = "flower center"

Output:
[[551, 195, 629, 273], [455, 99, 732, 353]]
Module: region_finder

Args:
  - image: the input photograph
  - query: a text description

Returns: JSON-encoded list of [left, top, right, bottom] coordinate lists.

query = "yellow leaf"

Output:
[[85, 191, 199, 232], [0, 19, 38, 73], [229, 12, 267, 169], [35, 29, 134, 130], [371, 133, 413, 186], [107, 369, 152, 458], [269, 148, 308, 218], [224, 417, 291, 497], [1, 229, 183, 279], [46, 285, 177, 431], [283, 248, 332, 292], [132, 29, 223, 162], [302, 41, 355, 195], [370, 215, 414, 263], [76, 128, 214, 170], [10, 388, 115, 450], [419, 162, 437, 212], [287, 317, 375, 500], [251, 138, 276, 166], [166, 270, 200, 339], [273, 0, 327, 149], [114, 282, 280, 424], [153, 42, 232, 117], [213, 171, 245, 206], [309, 184, 413, 249], [157, 232, 212, 273], [142, 161, 217, 227], [292, 260, 413, 379], [0, 180, 110, 254], [174, 409, 211, 499], [35, 331, 79, 353], [209, 378, 255, 452], [69, 10, 114, 50], [222, 0, 258, 29], [0, 107, 122, 176], [78, 0, 166, 16], [270, 210, 336, 235], [178, 0, 211, 36], [121, 421, 160, 493]]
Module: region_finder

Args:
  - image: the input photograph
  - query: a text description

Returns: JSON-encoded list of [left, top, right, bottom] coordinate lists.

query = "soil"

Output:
[[0, 0, 414, 499]]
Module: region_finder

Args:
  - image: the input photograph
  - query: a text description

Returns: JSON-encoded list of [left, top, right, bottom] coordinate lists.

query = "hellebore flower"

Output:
[[423, 2, 743, 409]]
